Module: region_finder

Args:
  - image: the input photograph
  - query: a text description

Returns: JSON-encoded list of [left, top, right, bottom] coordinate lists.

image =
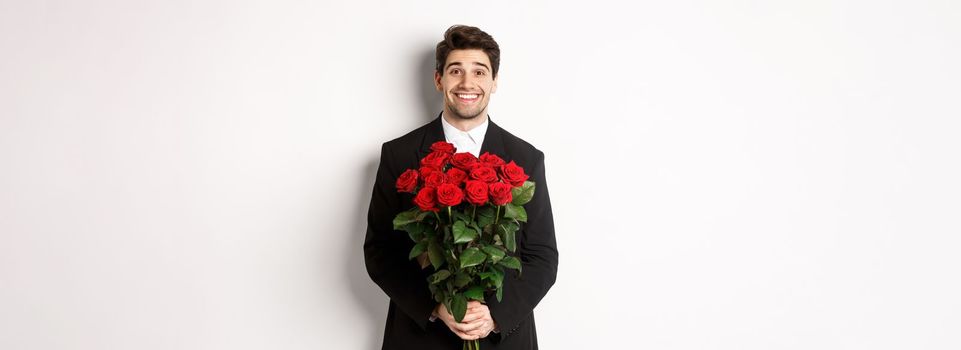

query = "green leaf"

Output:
[[496, 223, 518, 252], [476, 207, 496, 228], [459, 248, 487, 268], [453, 272, 471, 288], [496, 286, 504, 302], [447, 248, 458, 265], [408, 241, 427, 260], [450, 294, 467, 322], [453, 210, 470, 223], [428, 269, 451, 284], [498, 256, 522, 270], [404, 222, 433, 242], [503, 203, 527, 222], [415, 210, 432, 221], [452, 220, 478, 244], [405, 223, 425, 242], [464, 286, 485, 301], [511, 181, 535, 205], [392, 209, 418, 230], [428, 240, 444, 270], [489, 268, 504, 288], [481, 245, 506, 264]]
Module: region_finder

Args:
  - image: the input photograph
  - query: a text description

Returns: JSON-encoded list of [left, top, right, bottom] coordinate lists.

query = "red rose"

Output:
[[479, 152, 506, 167], [396, 169, 418, 193], [420, 151, 450, 170], [498, 161, 529, 187], [489, 182, 513, 206], [445, 168, 468, 186], [430, 141, 456, 154], [464, 180, 489, 206], [423, 171, 446, 188], [451, 152, 479, 171], [436, 183, 464, 207], [470, 165, 498, 183], [418, 166, 436, 178], [414, 187, 439, 212]]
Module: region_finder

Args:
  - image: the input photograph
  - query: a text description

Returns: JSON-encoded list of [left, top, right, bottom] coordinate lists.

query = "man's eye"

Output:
[[450, 69, 461, 75], [475, 71, 486, 76]]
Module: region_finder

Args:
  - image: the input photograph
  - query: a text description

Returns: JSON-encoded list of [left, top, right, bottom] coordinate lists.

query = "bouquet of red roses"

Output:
[[392, 141, 534, 350]]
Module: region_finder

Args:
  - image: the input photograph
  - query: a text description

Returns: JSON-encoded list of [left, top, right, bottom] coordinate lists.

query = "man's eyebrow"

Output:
[[444, 62, 491, 71]]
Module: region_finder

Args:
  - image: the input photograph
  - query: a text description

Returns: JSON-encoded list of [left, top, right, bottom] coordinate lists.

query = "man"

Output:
[[364, 25, 558, 350]]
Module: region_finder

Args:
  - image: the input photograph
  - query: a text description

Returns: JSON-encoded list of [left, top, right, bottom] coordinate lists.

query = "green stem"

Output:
[[448, 206, 453, 224], [494, 205, 501, 225]]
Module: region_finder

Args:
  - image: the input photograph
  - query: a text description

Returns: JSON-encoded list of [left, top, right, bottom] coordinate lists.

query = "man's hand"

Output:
[[434, 301, 497, 340]]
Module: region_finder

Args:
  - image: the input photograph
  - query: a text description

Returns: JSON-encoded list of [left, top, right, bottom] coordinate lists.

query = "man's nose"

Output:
[[457, 74, 476, 87]]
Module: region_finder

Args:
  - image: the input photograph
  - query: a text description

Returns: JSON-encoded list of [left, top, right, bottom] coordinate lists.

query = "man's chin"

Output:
[[448, 108, 485, 120]]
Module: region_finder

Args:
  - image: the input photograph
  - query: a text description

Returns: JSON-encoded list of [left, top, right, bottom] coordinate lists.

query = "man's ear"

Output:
[[434, 71, 443, 92]]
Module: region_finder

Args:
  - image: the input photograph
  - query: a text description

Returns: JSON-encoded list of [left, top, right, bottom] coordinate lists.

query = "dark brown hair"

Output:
[[435, 25, 500, 78]]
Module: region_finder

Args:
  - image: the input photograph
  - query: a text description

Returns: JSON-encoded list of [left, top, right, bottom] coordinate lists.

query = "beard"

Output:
[[446, 98, 487, 120]]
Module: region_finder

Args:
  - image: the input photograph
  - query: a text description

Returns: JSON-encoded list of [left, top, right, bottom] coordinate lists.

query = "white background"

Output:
[[2, 1, 959, 349]]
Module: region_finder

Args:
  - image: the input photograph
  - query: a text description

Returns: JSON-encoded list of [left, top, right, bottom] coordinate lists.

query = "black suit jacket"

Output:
[[364, 116, 558, 350]]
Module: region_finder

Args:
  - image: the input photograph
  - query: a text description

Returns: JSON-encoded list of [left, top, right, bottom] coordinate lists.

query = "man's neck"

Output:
[[441, 110, 488, 132]]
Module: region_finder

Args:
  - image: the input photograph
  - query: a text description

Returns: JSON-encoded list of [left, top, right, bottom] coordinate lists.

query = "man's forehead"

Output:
[[445, 49, 491, 67]]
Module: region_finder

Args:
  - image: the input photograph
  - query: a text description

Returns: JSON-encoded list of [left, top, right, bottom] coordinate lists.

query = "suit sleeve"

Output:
[[364, 142, 435, 330], [487, 150, 559, 339]]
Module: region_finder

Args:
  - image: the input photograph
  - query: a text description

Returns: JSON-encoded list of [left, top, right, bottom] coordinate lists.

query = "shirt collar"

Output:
[[441, 114, 489, 146]]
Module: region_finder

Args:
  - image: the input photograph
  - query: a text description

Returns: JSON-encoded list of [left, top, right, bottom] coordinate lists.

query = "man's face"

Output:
[[435, 49, 498, 120]]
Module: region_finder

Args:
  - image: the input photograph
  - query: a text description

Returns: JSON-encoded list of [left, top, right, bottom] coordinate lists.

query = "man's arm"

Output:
[[486, 151, 559, 338], [364, 142, 435, 330]]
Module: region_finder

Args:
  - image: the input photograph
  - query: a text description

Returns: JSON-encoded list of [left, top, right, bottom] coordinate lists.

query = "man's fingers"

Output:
[[442, 301, 493, 340], [453, 321, 478, 333], [458, 318, 494, 334], [450, 327, 478, 340], [446, 311, 482, 324], [463, 321, 492, 338], [462, 304, 489, 318], [466, 301, 487, 311], [459, 311, 486, 323], [443, 321, 470, 338], [446, 320, 491, 340]]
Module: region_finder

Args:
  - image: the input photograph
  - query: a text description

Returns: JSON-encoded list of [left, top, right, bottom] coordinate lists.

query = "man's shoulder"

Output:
[[496, 123, 545, 161]]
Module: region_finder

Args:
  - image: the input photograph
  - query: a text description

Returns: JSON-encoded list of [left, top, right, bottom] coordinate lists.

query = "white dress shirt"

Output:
[[441, 115, 489, 157]]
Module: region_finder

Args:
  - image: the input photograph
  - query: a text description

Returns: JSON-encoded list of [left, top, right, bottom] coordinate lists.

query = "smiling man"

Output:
[[437, 47, 497, 129], [364, 25, 559, 350]]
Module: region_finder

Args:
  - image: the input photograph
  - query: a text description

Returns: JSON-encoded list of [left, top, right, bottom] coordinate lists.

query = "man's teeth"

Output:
[[456, 94, 479, 99]]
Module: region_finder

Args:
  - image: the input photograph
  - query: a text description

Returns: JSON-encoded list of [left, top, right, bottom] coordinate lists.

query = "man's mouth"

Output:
[[454, 92, 481, 103]]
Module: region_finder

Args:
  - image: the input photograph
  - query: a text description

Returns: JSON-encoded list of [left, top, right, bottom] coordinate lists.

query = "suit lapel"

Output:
[[417, 113, 446, 160], [418, 114, 510, 160], [480, 118, 509, 161]]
